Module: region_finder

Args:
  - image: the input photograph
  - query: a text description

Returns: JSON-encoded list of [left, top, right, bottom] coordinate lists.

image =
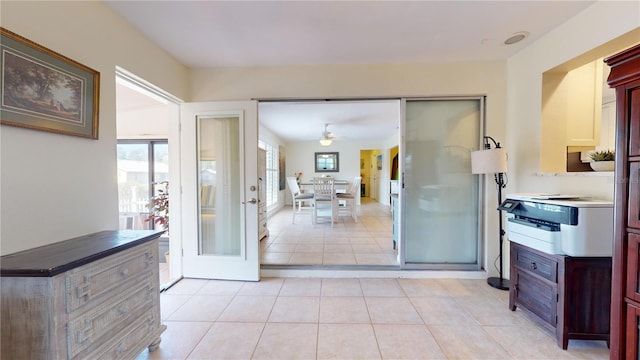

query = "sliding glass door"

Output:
[[401, 98, 482, 269]]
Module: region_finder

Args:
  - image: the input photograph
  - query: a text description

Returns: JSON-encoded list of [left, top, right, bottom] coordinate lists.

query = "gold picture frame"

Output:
[[0, 27, 100, 139]]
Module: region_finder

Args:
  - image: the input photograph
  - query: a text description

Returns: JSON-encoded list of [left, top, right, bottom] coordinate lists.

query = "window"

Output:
[[117, 140, 168, 230], [259, 140, 279, 209]]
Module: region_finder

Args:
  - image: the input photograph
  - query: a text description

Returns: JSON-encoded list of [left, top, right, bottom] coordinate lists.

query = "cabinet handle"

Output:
[[76, 284, 91, 300], [530, 261, 537, 270], [76, 320, 92, 343], [144, 252, 155, 268]]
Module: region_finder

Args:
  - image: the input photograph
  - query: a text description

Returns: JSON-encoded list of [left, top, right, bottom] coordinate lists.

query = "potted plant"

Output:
[[589, 150, 615, 171], [145, 181, 170, 263]]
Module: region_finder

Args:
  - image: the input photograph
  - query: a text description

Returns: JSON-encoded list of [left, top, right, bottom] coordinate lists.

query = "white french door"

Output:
[[180, 101, 260, 281]]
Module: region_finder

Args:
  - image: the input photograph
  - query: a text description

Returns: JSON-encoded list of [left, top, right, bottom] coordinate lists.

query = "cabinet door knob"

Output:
[[530, 261, 537, 270]]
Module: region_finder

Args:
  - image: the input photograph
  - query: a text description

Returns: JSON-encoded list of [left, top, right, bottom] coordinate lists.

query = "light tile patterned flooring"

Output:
[[261, 198, 398, 266], [144, 199, 608, 359], [137, 277, 608, 359]]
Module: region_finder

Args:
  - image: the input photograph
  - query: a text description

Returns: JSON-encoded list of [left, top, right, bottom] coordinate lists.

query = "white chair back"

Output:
[[313, 177, 334, 200], [286, 176, 301, 197], [350, 176, 362, 195]]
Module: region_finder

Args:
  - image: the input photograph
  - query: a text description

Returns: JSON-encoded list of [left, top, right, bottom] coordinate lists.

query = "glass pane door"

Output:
[[402, 98, 481, 268], [181, 101, 259, 281], [198, 116, 241, 256]]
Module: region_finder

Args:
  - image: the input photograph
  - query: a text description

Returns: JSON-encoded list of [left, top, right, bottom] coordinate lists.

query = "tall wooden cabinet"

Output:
[[606, 44, 640, 359]]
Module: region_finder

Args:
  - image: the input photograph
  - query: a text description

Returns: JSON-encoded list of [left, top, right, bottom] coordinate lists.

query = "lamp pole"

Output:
[[484, 136, 510, 291]]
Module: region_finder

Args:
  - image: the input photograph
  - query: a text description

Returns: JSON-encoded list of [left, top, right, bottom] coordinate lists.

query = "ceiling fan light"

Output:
[[320, 138, 332, 146]]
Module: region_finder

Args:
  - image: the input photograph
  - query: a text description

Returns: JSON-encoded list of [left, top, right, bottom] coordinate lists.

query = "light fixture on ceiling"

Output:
[[319, 123, 334, 146], [504, 31, 529, 45]]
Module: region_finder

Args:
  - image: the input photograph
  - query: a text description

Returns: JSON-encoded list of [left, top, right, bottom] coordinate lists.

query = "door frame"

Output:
[[115, 67, 184, 288]]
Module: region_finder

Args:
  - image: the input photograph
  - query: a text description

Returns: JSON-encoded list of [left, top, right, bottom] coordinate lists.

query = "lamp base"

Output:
[[487, 277, 510, 291]]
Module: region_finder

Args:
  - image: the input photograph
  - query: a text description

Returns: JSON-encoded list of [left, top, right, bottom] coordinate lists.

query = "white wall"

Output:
[[1, 2, 189, 254], [507, 1, 639, 199], [285, 139, 394, 203], [502, 2, 639, 278]]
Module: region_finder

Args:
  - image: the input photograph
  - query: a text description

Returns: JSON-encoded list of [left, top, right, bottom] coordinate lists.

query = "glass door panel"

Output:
[[402, 98, 481, 268], [198, 117, 241, 256]]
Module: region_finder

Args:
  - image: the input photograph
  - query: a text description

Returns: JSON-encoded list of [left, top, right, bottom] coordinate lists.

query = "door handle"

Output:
[[243, 198, 257, 204]]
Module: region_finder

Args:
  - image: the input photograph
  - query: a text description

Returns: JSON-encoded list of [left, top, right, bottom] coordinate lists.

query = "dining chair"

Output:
[[337, 176, 361, 222], [312, 177, 336, 227], [286, 176, 314, 224]]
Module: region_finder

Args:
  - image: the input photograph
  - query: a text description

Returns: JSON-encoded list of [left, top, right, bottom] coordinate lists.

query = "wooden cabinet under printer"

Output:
[[509, 242, 611, 349], [502, 194, 612, 349]]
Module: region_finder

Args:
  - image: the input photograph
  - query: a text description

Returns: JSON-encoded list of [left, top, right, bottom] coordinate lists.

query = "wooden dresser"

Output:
[[606, 44, 640, 359], [0, 230, 165, 359], [509, 242, 611, 349]]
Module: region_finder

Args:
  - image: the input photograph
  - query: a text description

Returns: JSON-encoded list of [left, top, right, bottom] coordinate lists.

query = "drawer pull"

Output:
[[144, 252, 154, 268], [116, 343, 126, 355], [76, 284, 91, 300], [76, 320, 92, 344], [119, 306, 128, 316], [530, 261, 538, 270], [119, 267, 129, 277]]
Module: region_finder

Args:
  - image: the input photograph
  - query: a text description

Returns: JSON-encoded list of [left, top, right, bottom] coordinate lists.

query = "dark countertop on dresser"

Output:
[[1, 230, 164, 277]]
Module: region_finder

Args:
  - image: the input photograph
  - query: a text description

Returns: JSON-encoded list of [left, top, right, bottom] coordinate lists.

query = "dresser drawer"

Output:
[[627, 233, 640, 302], [65, 242, 155, 313], [84, 308, 160, 360], [514, 269, 557, 326], [512, 243, 558, 283], [66, 274, 156, 358]]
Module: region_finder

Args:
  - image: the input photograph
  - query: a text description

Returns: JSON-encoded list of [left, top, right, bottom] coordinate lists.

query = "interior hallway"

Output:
[[136, 277, 607, 359]]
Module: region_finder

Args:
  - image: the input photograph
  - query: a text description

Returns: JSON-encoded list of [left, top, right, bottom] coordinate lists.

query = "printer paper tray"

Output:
[[506, 220, 562, 255]]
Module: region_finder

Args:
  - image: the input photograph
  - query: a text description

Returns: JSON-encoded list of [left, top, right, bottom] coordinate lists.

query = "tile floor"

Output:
[[145, 198, 608, 359], [136, 277, 608, 360], [261, 198, 398, 266]]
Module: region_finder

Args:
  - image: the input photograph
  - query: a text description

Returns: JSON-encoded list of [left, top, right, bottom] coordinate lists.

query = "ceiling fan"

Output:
[[320, 123, 336, 146]]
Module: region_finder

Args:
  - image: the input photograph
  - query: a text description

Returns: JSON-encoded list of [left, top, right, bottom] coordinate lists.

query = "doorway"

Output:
[[359, 149, 385, 202], [115, 68, 182, 289]]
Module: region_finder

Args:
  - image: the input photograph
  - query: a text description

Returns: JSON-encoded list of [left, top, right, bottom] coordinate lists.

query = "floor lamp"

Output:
[[471, 136, 510, 291]]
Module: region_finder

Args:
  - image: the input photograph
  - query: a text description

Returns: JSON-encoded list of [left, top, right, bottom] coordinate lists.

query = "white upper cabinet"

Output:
[[566, 60, 604, 146]]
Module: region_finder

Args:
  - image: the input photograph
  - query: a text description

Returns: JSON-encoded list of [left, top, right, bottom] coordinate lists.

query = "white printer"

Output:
[[500, 193, 613, 256]]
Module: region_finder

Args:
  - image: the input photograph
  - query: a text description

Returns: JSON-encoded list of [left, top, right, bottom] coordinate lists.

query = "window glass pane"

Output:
[[117, 143, 151, 230], [153, 143, 169, 184], [266, 142, 278, 208]]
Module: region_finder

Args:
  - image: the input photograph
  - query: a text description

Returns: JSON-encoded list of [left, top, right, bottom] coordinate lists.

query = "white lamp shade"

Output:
[[319, 139, 332, 146], [471, 148, 508, 174]]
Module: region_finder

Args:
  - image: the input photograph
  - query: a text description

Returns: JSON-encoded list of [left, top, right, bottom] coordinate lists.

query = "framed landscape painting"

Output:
[[0, 28, 100, 139]]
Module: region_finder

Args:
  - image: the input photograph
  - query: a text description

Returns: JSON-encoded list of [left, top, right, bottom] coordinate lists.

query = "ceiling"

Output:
[[109, 0, 596, 142]]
